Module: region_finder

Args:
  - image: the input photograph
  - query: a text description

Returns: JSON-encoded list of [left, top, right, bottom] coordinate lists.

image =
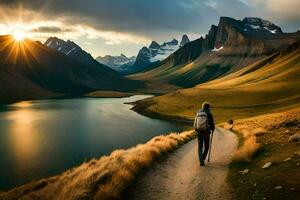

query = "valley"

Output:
[[0, 14, 299, 200]]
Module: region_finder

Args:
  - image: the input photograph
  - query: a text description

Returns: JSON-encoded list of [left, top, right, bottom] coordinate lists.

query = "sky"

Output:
[[0, 0, 299, 57]]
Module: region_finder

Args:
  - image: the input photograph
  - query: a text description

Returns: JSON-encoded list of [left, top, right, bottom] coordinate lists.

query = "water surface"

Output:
[[0, 95, 189, 190]]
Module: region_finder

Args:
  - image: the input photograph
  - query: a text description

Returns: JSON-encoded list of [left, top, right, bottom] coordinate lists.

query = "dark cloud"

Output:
[[0, 0, 298, 39], [30, 26, 73, 33]]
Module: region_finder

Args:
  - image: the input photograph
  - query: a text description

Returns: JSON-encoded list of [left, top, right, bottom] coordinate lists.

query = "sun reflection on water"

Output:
[[7, 104, 41, 164]]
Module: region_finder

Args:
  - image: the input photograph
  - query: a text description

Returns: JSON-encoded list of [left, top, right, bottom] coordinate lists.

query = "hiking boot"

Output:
[[200, 160, 205, 166]]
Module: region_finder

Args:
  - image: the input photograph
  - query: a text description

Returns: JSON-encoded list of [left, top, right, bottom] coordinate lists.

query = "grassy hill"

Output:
[[132, 41, 300, 123]]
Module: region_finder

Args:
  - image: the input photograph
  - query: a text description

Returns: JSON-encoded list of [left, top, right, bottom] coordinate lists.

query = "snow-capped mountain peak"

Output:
[[242, 17, 283, 34], [96, 54, 136, 71]]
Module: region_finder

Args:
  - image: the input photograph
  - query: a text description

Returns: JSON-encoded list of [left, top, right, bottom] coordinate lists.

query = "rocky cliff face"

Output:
[[133, 17, 300, 88], [131, 35, 189, 74], [180, 34, 190, 47], [171, 16, 299, 67]]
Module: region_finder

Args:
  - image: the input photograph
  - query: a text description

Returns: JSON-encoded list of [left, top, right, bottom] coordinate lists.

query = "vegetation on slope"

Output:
[[224, 108, 300, 200], [132, 41, 300, 124], [0, 131, 196, 200]]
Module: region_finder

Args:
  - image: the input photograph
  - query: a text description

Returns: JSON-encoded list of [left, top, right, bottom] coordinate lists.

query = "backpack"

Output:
[[194, 111, 209, 132]]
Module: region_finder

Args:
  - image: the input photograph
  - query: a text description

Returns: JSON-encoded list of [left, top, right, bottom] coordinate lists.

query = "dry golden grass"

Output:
[[132, 46, 300, 124], [223, 107, 300, 163], [227, 108, 300, 200], [0, 130, 196, 200], [231, 130, 263, 163]]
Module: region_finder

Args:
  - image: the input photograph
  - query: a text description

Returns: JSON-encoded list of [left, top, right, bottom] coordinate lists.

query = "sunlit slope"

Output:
[[129, 47, 265, 87], [129, 17, 300, 88], [133, 41, 300, 123]]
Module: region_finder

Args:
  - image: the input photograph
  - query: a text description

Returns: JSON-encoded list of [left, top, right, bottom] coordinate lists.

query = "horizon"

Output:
[[0, 0, 299, 57]]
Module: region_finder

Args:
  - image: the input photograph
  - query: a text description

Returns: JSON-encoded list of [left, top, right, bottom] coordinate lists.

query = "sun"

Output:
[[13, 29, 26, 41]]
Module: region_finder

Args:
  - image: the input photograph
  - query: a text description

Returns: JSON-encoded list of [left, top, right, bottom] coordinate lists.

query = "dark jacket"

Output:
[[194, 108, 215, 133]]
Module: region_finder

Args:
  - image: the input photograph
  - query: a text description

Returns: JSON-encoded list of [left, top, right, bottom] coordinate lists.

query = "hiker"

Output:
[[193, 102, 215, 166]]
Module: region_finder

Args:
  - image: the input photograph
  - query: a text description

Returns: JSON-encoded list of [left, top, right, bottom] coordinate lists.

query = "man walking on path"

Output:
[[193, 102, 215, 166]]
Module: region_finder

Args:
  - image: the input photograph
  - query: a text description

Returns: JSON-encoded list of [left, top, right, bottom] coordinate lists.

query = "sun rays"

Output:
[[13, 28, 26, 41]]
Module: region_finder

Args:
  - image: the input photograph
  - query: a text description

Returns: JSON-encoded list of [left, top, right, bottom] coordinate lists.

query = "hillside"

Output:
[[224, 108, 300, 200], [129, 17, 300, 88], [0, 35, 140, 103], [132, 40, 300, 123]]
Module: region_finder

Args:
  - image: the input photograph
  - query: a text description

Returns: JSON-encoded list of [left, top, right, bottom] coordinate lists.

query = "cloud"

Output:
[[30, 26, 72, 33], [0, 0, 299, 56], [0, 0, 299, 39]]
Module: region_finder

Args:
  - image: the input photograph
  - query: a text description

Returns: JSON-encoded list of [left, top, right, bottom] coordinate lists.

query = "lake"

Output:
[[0, 95, 189, 190]]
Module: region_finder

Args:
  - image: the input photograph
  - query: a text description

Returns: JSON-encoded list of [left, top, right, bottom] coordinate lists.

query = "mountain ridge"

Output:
[[0, 35, 140, 103], [129, 16, 300, 87]]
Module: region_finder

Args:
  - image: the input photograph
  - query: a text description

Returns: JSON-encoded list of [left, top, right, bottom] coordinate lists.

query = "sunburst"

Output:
[[13, 28, 26, 41]]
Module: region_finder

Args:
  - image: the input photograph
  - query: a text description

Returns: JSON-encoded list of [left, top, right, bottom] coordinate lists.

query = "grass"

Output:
[[85, 90, 135, 98], [132, 43, 300, 124], [0, 131, 196, 200], [225, 108, 300, 200]]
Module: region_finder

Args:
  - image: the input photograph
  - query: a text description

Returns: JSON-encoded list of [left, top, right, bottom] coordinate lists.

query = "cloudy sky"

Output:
[[0, 0, 299, 57]]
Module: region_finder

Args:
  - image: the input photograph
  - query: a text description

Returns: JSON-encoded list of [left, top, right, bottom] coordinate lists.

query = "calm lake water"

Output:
[[0, 95, 189, 190]]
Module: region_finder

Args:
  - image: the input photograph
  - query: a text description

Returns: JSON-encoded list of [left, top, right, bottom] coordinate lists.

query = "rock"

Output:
[[288, 134, 300, 142], [262, 162, 272, 169], [240, 169, 249, 174], [294, 151, 300, 156], [283, 158, 292, 162], [297, 163, 299, 166], [275, 185, 282, 190], [253, 183, 257, 187], [290, 187, 295, 191], [227, 119, 234, 124]]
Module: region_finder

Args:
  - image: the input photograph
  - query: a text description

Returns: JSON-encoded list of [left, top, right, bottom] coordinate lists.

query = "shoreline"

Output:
[[130, 101, 194, 125], [0, 94, 191, 192]]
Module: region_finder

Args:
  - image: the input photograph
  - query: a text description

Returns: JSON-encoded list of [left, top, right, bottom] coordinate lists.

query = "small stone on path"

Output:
[[275, 186, 282, 190], [240, 169, 249, 174], [262, 162, 272, 169]]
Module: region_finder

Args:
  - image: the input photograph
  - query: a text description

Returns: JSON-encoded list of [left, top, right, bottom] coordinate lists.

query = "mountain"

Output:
[[132, 39, 300, 123], [129, 17, 300, 87], [128, 35, 190, 74], [180, 34, 190, 47], [0, 35, 140, 104], [96, 54, 136, 71], [44, 37, 101, 67]]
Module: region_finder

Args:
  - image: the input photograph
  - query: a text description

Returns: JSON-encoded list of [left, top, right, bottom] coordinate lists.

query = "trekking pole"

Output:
[[207, 130, 214, 162]]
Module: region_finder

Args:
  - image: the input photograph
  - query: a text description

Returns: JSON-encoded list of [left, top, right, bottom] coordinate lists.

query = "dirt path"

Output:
[[123, 127, 238, 200]]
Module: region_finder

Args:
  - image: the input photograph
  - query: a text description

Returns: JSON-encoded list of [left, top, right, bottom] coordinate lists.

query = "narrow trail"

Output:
[[123, 128, 238, 200]]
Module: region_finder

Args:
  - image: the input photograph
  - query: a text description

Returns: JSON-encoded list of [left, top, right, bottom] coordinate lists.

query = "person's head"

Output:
[[202, 102, 211, 110]]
